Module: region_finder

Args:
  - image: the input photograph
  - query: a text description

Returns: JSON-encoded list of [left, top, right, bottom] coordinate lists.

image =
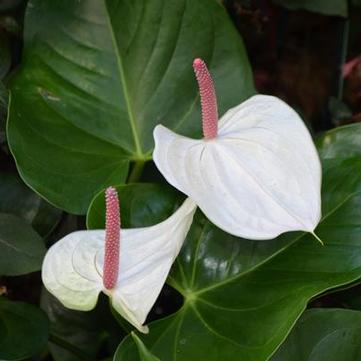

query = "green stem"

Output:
[[128, 160, 146, 183], [49, 334, 93, 361]]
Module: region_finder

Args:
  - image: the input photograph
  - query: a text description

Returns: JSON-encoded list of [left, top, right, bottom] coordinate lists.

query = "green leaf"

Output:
[[87, 183, 183, 229], [41, 290, 106, 361], [114, 123, 361, 360], [0, 172, 62, 237], [0, 298, 49, 361], [7, 0, 254, 214], [271, 309, 361, 361], [0, 213, 45, 275], [317, 123, 361, 159], [272, 0, 348, 17], [131, 332, 161, 361]]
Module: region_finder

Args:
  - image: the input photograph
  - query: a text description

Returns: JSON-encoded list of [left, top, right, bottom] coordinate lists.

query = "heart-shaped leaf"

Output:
[[0, 172, 62, 237], [114, 124, 361, 361], [0, 213, 45, 275], [8, 0, 254, 214], [271, 308, 361, 361], [0, 298, 49, 361]]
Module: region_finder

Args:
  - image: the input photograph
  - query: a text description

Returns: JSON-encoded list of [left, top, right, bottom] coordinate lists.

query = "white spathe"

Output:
[[42, 198, 197, 333], [153, 95, 321, 240]]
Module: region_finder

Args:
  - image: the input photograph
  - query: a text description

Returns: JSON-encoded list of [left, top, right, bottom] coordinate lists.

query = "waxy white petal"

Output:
[[42, 198, 197, 333], [42, 231, 102, 311], [153, 95, 321, 240]]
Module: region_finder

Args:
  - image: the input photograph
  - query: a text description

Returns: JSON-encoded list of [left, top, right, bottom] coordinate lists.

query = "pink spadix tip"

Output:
[[103, 187, 120, 290], [193, 58, 218, 139]]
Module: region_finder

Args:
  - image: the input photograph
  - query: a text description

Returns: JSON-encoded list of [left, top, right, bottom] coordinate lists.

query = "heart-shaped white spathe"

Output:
[[42, 197, 197, 333], [153, 95, 321, 240]]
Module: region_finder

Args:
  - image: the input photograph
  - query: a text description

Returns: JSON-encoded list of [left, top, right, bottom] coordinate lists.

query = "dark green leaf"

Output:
[[87, 183, 183, 229], [41, 290, 105, 361], [0, 298, 49, 361], [317, 123, 361, 159], [114, 123, 361, 360], [7, 0, 254, 214], [271, 309, 361, 361], [0, 172, 62, 237], [0, 213, 45, 275], [272, 0, 348, 17]]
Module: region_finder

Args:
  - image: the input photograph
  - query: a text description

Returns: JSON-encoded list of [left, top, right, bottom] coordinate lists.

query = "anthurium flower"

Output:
[[42, 188, 196, 333], [153, 58, 322, 240]]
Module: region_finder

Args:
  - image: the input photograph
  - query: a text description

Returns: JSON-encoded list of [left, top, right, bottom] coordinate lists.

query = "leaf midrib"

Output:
[[0, 236, 35, 259], [103, 1, 143, 159]]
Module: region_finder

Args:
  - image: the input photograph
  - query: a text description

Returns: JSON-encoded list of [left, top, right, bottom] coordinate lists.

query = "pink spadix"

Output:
[[193, 58, 218, 139], [103, 187, 120, 290]]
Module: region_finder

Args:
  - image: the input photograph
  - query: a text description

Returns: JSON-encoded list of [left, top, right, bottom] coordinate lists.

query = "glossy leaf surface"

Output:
[[8, 0, 254, 214], [114, 124, 361, 360], [271, 309, 361, 361], [0, 299, 49, 361], [87, 183, 183, 229], [0, 213, 45, 275]]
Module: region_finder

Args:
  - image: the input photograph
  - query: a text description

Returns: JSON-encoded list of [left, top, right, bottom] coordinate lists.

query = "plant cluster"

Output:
[[0, 1, 361, 361]]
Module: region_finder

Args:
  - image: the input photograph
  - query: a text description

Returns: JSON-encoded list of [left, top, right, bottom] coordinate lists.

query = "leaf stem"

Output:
[[127, 160, 146, 183], [49, 333, 93, 361]]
